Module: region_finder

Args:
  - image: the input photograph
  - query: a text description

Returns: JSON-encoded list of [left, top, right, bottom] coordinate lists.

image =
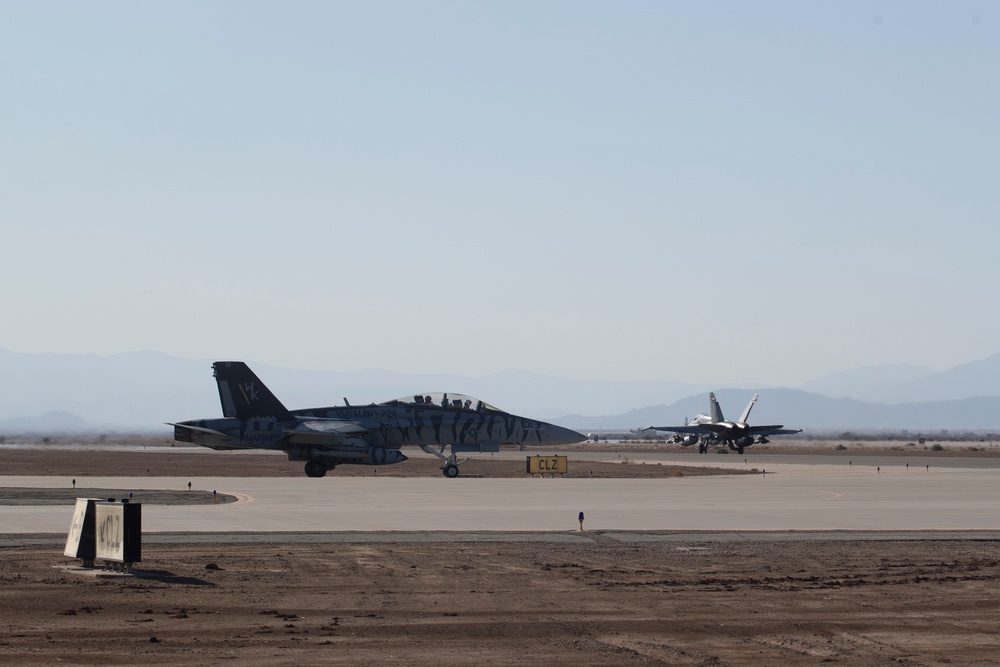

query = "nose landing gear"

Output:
[[419, 445, 472, 478]]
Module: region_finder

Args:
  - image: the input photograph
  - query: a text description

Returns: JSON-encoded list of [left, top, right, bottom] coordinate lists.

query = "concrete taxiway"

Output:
[[1, 459, 999, 535]]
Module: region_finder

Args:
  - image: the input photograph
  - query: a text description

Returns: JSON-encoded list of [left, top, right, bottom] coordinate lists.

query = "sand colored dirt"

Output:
[[1, 447, 998, 665]]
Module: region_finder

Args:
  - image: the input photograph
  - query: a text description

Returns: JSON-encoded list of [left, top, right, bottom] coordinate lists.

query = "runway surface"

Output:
[[2, 457, 998, 536]]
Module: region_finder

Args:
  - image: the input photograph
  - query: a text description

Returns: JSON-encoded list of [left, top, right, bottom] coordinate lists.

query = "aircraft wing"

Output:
[[297, 421, 369, 435], [747, 426, 802, 436], [280, 420, 371, 446], [646, 425, 713, 435]]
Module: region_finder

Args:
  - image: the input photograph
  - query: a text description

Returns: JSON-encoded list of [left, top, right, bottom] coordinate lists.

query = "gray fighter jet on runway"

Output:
[[645, 392, 801, 454], [170, 361, 585, 478]]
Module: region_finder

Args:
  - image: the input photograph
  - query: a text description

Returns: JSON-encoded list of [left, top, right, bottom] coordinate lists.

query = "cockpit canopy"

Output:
[[380, 392, 504, 413]]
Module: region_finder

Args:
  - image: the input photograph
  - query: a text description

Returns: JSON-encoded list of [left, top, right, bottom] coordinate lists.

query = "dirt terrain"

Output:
[[0, 447, 748, 480], [2, 448, 999, 665]]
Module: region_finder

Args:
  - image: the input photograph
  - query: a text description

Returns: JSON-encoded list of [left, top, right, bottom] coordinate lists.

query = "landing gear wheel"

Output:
[[737, 445, 744, 455], [443, 463, 459, 478], [304, 461, 327, 478]]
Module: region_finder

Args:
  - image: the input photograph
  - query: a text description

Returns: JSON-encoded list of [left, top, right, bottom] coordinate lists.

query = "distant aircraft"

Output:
[[170, 362, 586, 478], [644, 392, 801, 454]]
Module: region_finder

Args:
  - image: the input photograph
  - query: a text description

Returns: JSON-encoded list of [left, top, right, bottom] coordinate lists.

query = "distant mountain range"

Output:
[[1, 348, 999, 433], [800, 355, 1000, 404]]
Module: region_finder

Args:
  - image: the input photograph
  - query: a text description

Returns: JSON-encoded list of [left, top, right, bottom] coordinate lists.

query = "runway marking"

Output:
[[816, 490, 844, 500], [222, 491, 254, 504]]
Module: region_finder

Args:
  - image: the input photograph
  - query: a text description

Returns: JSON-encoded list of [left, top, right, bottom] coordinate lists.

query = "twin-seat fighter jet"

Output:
[[170, 362, 585, 478], [645, 392, 801, 454]]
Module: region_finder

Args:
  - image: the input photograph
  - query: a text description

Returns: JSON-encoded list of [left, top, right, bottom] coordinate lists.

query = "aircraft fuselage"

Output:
[[292, 402, 567, 449], [171, 363, 585, 478], [174, 401, 582, 466]]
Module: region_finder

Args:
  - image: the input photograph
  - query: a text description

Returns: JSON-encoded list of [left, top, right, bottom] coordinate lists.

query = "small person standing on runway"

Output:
[[578, 511, 585, 531]]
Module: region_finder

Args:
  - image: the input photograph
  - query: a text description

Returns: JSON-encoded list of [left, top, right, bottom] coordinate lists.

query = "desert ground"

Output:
[[1, 446, 999, 666]]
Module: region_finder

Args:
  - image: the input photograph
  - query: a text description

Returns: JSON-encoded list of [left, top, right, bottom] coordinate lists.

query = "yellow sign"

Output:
[[526, 455, 568, 475]]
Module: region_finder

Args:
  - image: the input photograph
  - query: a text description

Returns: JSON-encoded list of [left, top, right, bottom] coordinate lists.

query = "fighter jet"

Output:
[[170, 361, 586, 478], [645, 392, 801, 454]]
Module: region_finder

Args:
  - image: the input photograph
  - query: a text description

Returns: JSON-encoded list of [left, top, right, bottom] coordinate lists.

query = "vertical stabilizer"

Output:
[[212, 361, 293, 421], [709, 392, 724, 423], [738, 394, 759, 424]]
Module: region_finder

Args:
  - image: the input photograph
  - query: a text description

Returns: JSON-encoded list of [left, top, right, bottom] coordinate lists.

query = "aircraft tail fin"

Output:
[[738, 394, 759, 424], [212, 361, 294, 421], [709, 392, 724, 423]]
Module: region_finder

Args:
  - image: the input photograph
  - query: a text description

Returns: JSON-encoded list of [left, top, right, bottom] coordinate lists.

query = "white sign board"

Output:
[[96, 503, 125, 562]]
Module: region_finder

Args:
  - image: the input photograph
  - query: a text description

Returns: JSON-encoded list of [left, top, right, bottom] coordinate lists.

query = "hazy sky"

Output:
[[3, 2, 997, 386]]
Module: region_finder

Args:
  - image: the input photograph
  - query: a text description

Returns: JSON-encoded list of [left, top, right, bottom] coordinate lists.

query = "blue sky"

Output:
[[2, 1, 997, 386]]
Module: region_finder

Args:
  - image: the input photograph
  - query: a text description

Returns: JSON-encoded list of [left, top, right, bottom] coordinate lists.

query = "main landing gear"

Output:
[[697, 440, 721, 454], [304, 461, 333, 478], [721, 442, 745, 455]]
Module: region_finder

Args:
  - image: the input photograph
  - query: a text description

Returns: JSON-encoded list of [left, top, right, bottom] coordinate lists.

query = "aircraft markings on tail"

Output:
[[170, 362, 585, 478]]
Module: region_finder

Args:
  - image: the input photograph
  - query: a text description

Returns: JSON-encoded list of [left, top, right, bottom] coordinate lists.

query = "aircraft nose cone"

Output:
[[542, 424, 587, 446]]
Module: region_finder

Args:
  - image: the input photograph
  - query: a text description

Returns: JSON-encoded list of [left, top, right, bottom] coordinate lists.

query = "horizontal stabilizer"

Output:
[[167, 422, 232, 439], [169, 422, 253, 450]]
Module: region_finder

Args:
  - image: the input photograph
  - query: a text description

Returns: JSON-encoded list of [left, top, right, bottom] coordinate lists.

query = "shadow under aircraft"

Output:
[[171, 362, 585, 478]]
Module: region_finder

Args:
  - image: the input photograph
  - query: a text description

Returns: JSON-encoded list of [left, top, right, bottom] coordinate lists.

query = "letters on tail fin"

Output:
[[709, 392, 725, 423], [213, 361, 293, 421], [738, 393, 759, 424]]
